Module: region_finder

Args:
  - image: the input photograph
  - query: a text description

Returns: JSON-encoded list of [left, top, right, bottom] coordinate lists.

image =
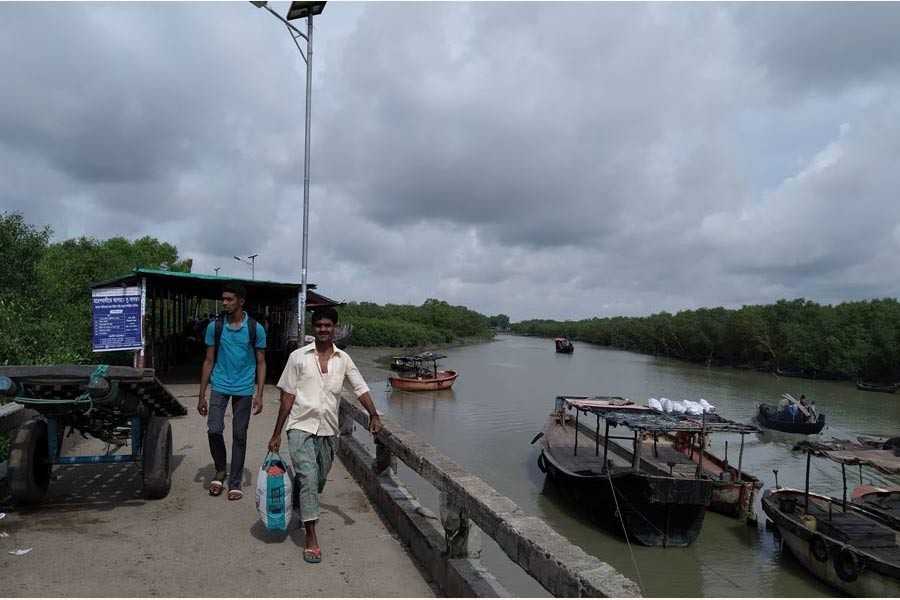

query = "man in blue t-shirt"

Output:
[[198, 282, 267, 500]]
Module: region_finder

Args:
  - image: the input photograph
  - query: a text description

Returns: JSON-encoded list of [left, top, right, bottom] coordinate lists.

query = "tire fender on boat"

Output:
[[833, 545, 859, 583], [537, 452, 547, 474], [809, 532, 829, 562]]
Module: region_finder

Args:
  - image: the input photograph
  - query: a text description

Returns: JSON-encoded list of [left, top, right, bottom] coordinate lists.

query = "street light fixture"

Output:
[[233, 254, 259, 279], [251, 0, 326, 344]]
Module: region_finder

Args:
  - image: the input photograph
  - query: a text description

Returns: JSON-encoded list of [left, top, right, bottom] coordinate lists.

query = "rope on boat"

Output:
[[606, 470, 646, 595]]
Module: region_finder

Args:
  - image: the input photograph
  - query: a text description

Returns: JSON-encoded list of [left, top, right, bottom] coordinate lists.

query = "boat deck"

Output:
[[544, 419, 632, 474], [545, 419, 703, 478], [783, 494, 900, 562]]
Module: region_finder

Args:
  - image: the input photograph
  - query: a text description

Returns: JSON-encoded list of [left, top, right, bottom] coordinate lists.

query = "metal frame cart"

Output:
[[0, 365, 187, 504]]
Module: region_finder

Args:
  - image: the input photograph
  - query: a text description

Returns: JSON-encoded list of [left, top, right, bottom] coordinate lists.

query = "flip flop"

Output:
[[303, 548, 322, 564], [227, 489, 243, 501], [209, 471, 226, 496]]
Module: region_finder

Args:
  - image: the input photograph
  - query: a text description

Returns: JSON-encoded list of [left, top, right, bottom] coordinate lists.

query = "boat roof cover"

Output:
[[561, 396, 758, 434], [794, 440, 900, 475], [392, 352, 447, 362]]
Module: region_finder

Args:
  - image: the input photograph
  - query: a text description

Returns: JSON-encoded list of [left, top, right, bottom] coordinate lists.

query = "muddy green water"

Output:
[[361, 334, 900, 597]]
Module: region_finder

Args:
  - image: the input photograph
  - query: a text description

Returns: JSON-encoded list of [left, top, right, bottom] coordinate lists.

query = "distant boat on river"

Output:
[[856, 379, 899, 394], [554, 337, 574, 354], [757, 394, 826, 435]]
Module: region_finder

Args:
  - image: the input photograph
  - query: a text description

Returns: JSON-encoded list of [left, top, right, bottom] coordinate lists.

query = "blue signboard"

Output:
[[92, 286, 143, 352]]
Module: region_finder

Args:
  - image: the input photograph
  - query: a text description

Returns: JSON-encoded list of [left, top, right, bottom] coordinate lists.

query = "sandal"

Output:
[[209, 471, 226, 497], [227, 489, 243, 501], [303, 548, 322, 564]]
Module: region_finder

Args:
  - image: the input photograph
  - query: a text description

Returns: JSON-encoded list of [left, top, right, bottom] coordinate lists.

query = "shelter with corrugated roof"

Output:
[[90, 268, 341, 372]]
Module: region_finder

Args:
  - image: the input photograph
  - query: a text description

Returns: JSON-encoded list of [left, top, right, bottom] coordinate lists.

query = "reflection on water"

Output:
[[363, 334, 900, 597]]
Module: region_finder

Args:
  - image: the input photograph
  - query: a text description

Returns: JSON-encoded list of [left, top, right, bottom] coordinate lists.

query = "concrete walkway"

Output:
[[0, 383, 437, 597]]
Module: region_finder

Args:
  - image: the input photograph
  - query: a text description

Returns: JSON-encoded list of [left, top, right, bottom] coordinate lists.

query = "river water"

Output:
[[359, 334, 900, 597]]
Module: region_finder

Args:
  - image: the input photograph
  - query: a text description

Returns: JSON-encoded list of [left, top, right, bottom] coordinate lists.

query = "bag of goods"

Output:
[[647, 398, 663, 411], [256, 451, 293, 532], [698, 399, 716, 413]]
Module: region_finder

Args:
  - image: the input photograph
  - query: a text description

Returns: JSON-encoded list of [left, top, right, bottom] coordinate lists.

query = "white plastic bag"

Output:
[[255, 451, 293, 532], [647, 398, 663, 411]]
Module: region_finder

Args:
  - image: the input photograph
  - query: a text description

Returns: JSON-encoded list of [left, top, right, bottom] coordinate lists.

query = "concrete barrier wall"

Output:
[[338, 398, 642, 598]]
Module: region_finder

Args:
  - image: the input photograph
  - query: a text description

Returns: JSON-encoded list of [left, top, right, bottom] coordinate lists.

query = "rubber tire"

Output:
[[8, 418, 52, 505], [833, 545, 859, 583], [142, 417, 173, 499], [809, 532, 829, 562], [537, 453, 547, 474]]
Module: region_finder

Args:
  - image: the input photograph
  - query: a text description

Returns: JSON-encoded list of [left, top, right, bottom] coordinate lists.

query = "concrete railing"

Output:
[[338, 398, 642, 598]]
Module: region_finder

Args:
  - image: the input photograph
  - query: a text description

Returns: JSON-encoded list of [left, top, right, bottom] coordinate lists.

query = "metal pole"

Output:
[[595, 414, 600, 456], [298, 12, 314, 345], [737, 433, 745, 482], [574, 409, 579, 456]]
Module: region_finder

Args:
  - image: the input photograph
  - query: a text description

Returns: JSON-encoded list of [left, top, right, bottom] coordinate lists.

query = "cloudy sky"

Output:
[[3, 1, 900, 321]]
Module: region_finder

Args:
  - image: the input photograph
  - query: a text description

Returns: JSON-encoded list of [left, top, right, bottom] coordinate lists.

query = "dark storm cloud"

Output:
[[3, 2, 900, 321]]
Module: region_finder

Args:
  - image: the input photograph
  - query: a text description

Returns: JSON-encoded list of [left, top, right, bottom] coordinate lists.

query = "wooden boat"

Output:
[[389, 352, 458, 391], [655, 430, 762, 521], [762, 488, 900, 596], [756, 400, 826, 435], [554, 337, 574, 354], [856, 379, 900, 394], [799, 437, 900, 529], [534, 396, 753, 546]]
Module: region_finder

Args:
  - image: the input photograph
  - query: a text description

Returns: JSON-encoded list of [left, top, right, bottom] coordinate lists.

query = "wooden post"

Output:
[[574, 410, 579, 457], [737, 433, 745, 483], [804, 451, 811, 515], [595, 414, 600, 456], [842, 463, 847, 513], [631, 430, 642, 470], [695, 412, 707, 478], [602, 420, 610, 467]]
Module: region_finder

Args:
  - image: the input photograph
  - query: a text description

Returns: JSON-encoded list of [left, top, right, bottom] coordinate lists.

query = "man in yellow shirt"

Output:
[[268, 307, 381, 563]]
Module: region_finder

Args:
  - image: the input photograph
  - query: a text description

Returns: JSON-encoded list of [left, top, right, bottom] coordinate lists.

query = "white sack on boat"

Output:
[[698, 399, 716, 413], [663, 398, 674, 413], [684, 400, 704, 415], [647, 398, 663, 411], [671, 401, 687, 414]]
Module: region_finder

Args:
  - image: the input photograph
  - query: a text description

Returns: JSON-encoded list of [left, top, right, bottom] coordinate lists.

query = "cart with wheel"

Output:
[[0, 365, 187, 504]]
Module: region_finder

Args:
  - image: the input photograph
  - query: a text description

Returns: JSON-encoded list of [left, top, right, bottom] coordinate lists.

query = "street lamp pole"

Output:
[[233, 254, 258, 279], [251, 1, 325, 344]]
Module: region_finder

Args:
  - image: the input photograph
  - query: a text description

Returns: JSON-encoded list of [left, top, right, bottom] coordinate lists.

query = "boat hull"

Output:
[[762, 489, 900, 597], [757, 403, 826, 434], [657, 433, 762, 521], [389, 370, 458, 391], [540, 448, 709, 546]]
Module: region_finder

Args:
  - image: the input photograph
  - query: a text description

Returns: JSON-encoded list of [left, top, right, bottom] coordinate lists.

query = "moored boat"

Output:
[[762, 488, 900, 596], [389, 352, 458, 391], [554, 337, 574, 354], [534, 396, 753, 546], [856, 379, 900, 394], [799, 438, 900, 529]]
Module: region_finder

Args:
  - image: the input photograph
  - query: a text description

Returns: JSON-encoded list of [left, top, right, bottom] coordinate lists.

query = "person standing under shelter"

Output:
[[268, 306, 382, 564], [198, 282, 267, 500]]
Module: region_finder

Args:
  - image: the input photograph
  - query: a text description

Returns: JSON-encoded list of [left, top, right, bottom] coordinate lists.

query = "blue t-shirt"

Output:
[[205, 316, 267, 396]]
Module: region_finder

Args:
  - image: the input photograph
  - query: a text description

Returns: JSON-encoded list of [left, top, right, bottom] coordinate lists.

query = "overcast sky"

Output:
[[3, 1, 900, 321]]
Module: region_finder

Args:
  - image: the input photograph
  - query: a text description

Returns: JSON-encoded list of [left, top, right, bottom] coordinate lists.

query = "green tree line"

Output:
[[512, 298, 900, 382], [340, 299, 493, 347], [1, 211, 191, 367]]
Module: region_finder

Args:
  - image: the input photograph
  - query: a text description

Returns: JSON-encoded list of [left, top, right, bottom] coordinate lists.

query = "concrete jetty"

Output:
[[0, 382, 437, 597]]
